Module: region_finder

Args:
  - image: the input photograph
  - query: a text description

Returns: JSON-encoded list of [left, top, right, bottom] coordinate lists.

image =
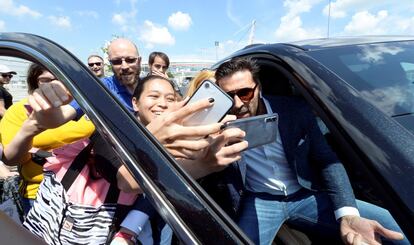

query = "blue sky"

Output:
[[1, 0, 414, 63]]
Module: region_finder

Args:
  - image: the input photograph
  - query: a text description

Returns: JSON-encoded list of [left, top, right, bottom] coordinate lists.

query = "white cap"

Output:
[[0, 64, 16, 74]]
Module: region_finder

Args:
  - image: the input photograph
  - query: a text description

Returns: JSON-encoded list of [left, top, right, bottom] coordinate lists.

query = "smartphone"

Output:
[[224, 113, 278, 149], [183, 80, 234, 126], [24, 104, 33, 114]]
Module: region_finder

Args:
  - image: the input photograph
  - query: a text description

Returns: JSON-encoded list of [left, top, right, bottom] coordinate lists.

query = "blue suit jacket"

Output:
[[241, 95, 357, 210]]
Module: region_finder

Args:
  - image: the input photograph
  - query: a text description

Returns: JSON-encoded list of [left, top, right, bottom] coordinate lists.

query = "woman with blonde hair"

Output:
[[185, 69, 215, 97]]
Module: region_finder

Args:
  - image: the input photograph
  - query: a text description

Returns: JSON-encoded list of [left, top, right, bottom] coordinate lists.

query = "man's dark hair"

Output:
[[27, 63, 48, 93], [132, 75, 175, 100], [215, 57, 260, 85], [148, 52, 170, 68]]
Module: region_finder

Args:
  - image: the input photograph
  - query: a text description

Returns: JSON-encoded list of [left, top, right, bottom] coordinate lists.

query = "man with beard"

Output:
[[102, 38, 142, 112], [215, 57, 407, 245]]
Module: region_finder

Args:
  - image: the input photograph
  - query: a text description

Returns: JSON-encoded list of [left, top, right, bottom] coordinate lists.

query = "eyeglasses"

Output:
[[109, 57, 138, 66], [88, 62, 103, 67], [226, 83, 258, 102], [1, 73, 13, 79]]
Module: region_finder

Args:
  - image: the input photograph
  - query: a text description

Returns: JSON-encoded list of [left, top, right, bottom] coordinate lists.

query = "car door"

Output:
[[0, 32, 252, 244], [213, 47, 414, 243]]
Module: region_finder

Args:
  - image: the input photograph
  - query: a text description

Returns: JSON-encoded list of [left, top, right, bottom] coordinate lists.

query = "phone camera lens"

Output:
[[204, 83, 210, 88]]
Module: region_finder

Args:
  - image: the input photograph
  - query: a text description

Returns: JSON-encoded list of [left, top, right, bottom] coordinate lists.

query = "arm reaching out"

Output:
[[3, 80, 75, 165]]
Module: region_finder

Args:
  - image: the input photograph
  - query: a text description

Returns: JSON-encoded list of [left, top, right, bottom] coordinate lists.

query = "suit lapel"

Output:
[[265, 96, 297, 165]]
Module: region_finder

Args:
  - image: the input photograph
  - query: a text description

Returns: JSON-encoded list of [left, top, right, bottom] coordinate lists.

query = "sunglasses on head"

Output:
[[109, 57, 138, 66], [88, 62, 102, 67], [226, 83, 258, 102], [1, 73, 13, 79]]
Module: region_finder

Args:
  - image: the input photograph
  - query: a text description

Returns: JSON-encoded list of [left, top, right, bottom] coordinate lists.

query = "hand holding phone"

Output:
[[183, 80, 234, 126], [224, 113, 278, 149]]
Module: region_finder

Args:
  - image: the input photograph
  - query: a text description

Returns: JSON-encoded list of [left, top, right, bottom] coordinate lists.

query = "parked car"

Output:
[[212, 36, 414, 243], [0, 33, 413, 244]]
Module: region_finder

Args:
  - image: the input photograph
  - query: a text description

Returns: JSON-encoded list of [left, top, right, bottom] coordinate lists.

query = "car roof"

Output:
[[285, 36, 414, 51], [226, 36, 414, 61], [241, 36, 414, 53]]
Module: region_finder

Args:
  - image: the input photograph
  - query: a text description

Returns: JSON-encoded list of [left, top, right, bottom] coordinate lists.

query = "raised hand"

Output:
[[146, 97, 222, 159], [27, 80, 76, 130], [151, 69, 169, 79]]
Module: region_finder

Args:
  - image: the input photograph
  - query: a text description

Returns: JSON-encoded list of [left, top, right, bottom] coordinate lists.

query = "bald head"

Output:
[[108, 38, 139, 58], [107, 38, 142, 91]]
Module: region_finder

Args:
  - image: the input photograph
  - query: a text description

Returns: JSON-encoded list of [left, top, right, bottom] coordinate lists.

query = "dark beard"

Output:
[[231, 105, 250, 117]]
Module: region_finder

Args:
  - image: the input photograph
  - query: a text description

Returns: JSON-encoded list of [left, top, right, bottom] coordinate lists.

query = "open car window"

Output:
[[0, 33, 252, 244], [239, 52, 414, 241]]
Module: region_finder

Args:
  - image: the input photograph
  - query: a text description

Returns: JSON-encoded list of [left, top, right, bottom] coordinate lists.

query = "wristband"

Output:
[[114, 231, 137, 243]]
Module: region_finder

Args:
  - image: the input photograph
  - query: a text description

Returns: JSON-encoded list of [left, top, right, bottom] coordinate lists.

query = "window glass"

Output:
[[308, 42, 414, 117]]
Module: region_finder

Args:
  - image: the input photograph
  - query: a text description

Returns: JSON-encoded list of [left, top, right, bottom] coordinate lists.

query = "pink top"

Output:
[[41, 139, 137, 207]]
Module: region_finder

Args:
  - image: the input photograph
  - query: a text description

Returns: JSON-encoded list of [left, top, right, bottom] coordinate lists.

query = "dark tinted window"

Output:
[[308, 41, 414, 117]]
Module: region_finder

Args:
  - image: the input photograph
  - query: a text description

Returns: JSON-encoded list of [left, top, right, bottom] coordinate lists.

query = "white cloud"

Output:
[[396, 17, 414, 33], [111, 0, 138, 32], [77, 10, 99, 19], [344, 10, 388, 35], [112, 14, 126, 25], [322, 0, 398, 19], [0, 0, 41, 18], [139, 20, 175, 48], [48, 16, 72, 29], [168, 11, 192, 31], [0, 20, 5, 31], [276, 15, 323, 41], [274, 0, 324, 42], [283, 0, 323, 19], [14, 5, 41, 18]]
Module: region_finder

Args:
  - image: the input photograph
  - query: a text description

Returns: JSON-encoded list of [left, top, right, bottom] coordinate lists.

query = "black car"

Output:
[[213, 36, 414, 243], [0, 33, 413, 244]]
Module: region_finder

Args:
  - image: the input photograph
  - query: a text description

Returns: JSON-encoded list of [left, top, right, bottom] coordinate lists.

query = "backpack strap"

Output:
[[31, 150, 53, 166], [104, 183, 120, 204], [60, 142, 94, 191]]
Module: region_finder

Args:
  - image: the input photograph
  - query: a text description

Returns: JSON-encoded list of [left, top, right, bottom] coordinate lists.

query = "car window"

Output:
[[0, 33, 251, 244], [308, 42, 414, 117]]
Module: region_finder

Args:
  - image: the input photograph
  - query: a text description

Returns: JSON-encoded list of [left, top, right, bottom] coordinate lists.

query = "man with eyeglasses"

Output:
[[0, 64, 16, 118], [102, 38, 142, 112], [87, 55, 105, 78], [215, 58, 407, 245]]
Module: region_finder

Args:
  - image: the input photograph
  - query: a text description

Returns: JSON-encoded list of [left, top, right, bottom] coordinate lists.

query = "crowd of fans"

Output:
[[0, 38, 409, 245]]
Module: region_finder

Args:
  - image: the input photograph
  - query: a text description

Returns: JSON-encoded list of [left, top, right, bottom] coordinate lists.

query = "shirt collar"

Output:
[[261, 96, 273, 114]]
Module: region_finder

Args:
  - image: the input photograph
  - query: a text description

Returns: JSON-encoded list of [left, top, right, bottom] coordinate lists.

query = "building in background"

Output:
[[0, 57, 31, 102]]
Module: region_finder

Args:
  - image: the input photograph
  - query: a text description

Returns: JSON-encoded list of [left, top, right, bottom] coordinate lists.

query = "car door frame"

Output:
[[213, 46, 414, 242], [0, 32, 252, 245]]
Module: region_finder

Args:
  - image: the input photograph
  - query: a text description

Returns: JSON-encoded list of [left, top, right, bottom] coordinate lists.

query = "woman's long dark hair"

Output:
[[27, 63, 48, 94]]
